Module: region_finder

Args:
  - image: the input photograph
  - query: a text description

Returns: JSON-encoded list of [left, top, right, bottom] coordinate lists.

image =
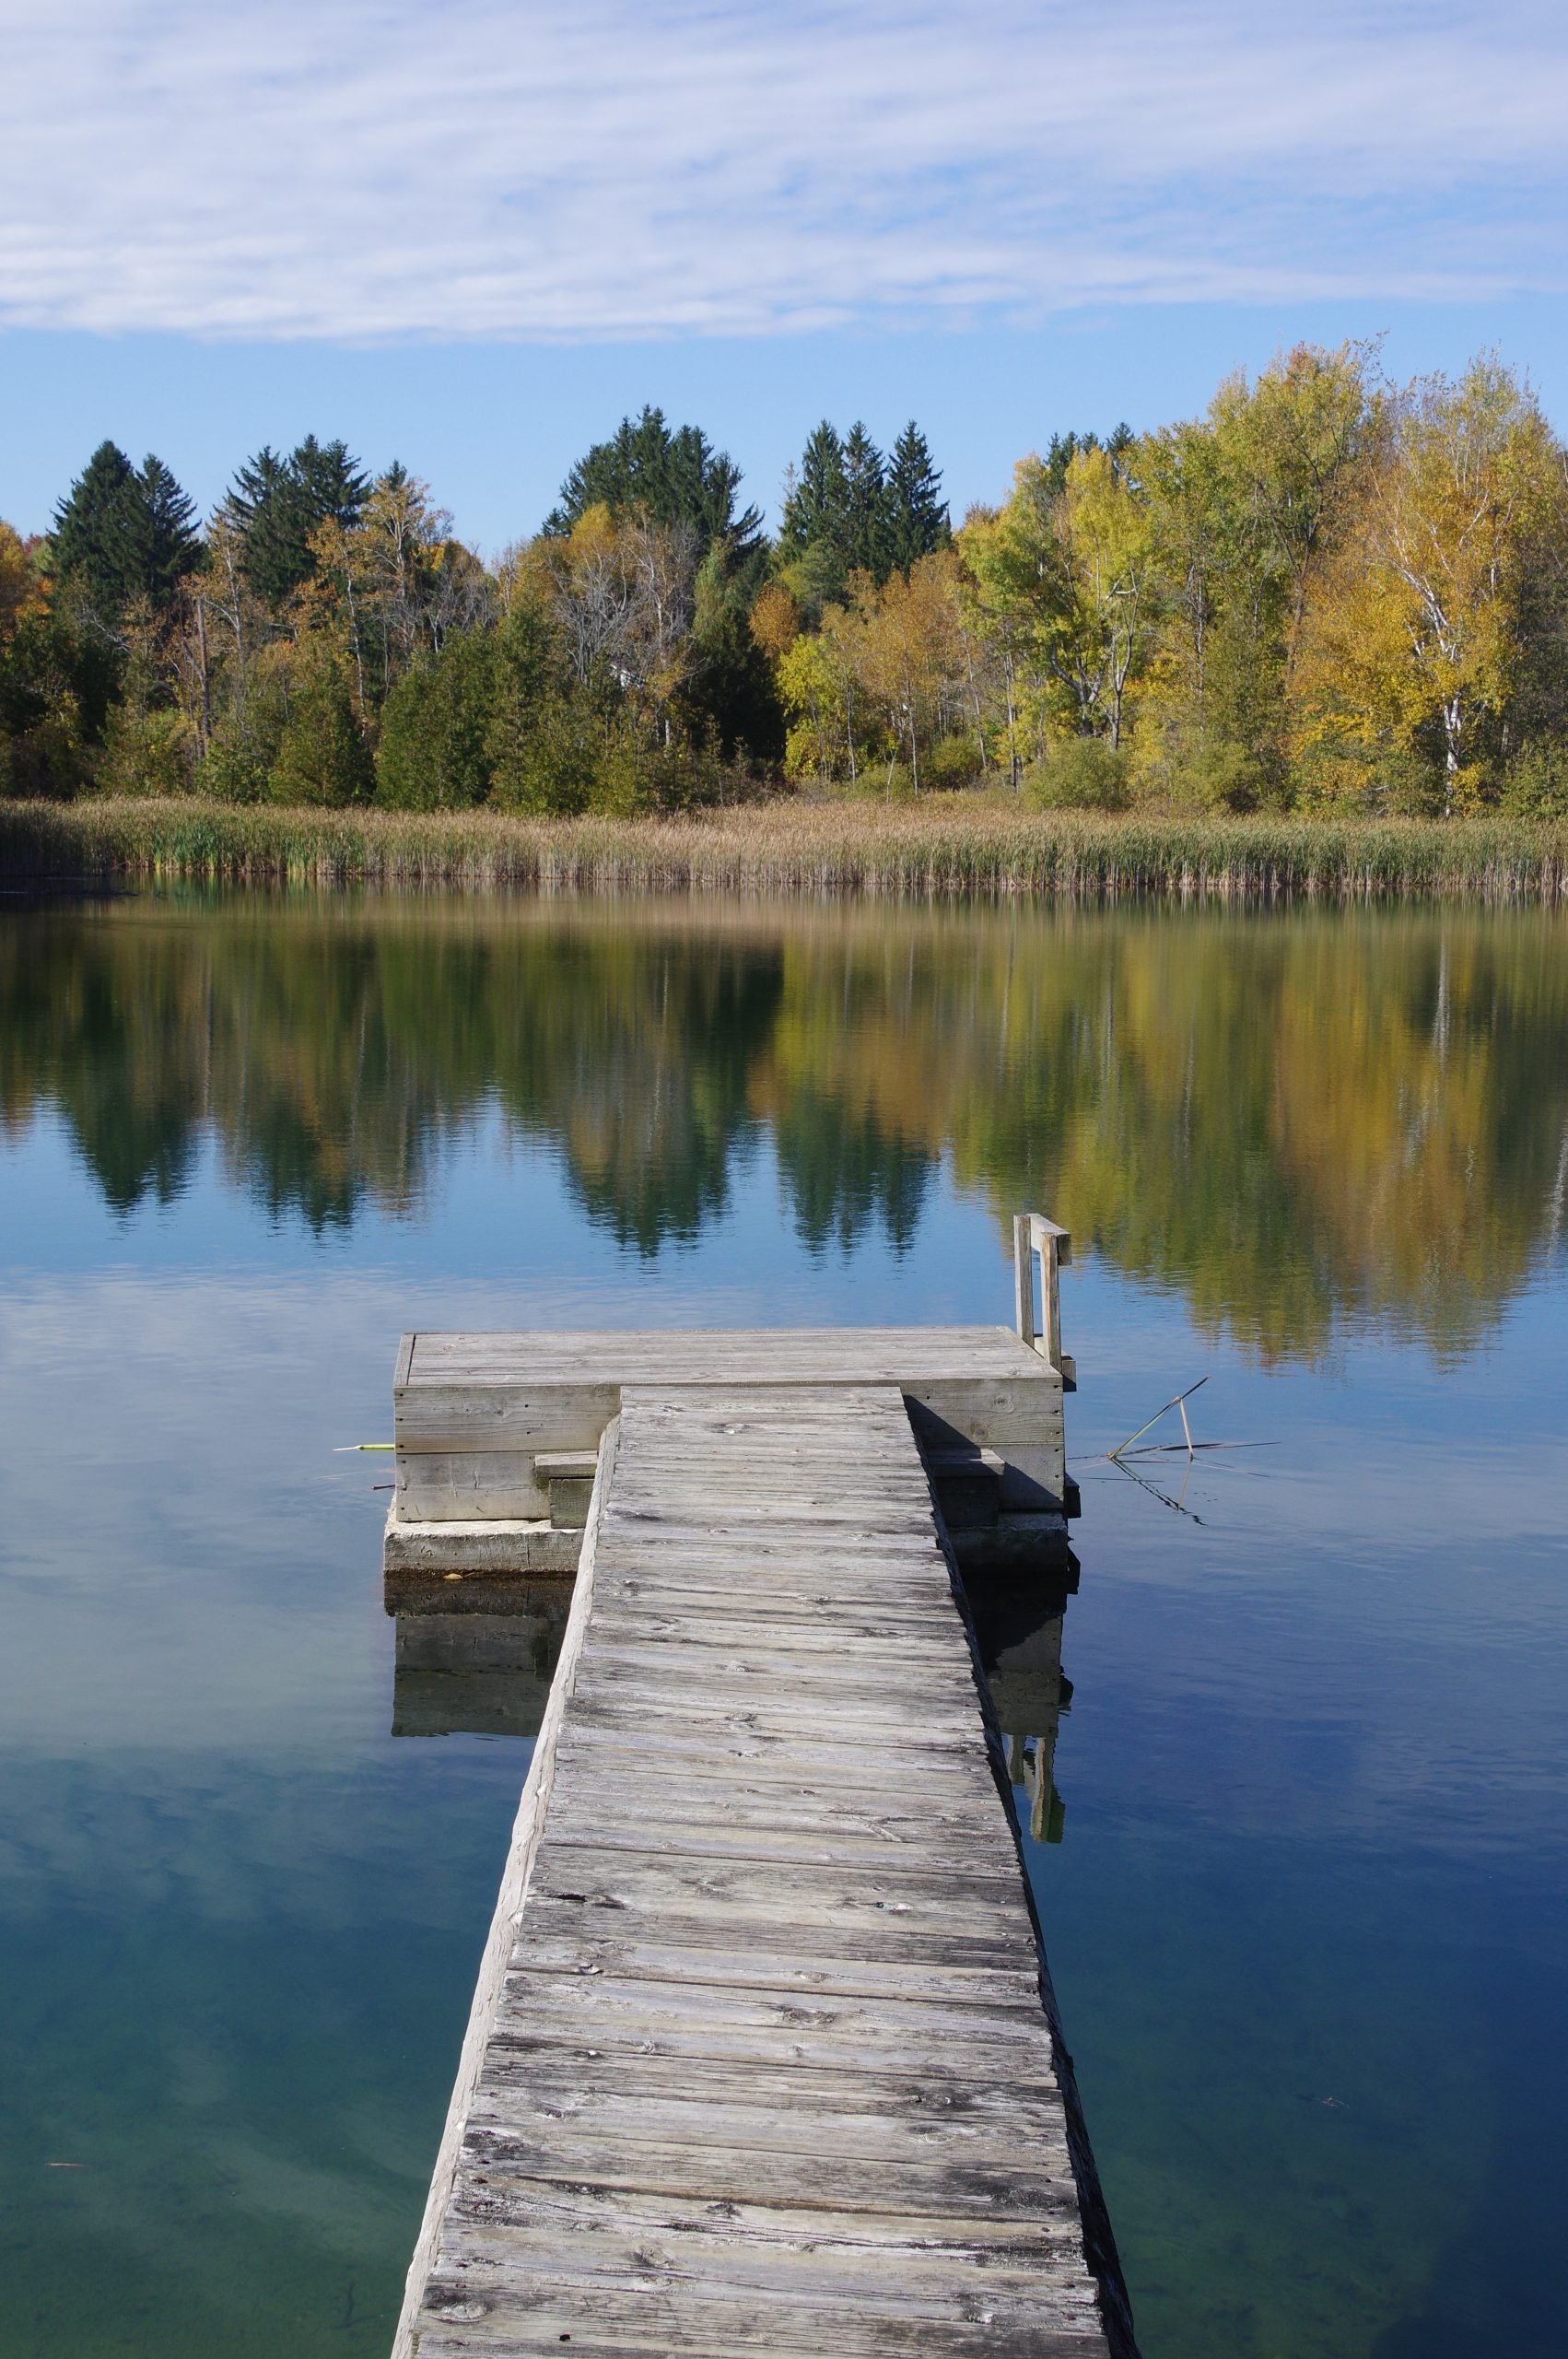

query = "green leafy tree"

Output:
[[0, 605, 90, 796]]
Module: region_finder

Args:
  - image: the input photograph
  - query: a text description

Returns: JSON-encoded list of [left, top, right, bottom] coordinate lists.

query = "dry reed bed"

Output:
[[4, 796, 1568, 902]]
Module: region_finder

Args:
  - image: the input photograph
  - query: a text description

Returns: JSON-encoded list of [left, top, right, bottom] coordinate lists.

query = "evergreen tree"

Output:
[[682, 593, 786, 766], [228, 436, 370, 606], [547, 406, 763, 561], [778, 419, 924, 595], [777, 422, 856, 614], [1039, 424, 1134, 499], [779, 422, 849, 558], [841, 423, 891, 580], [884, 423, 952, 571], [53, 442, 200, 616], [270, 655, 374, 804], [53, 442, 138, 611], [137, 457, 202, 604], [486, 590, 596, 814], [376, 628, 498, 809]]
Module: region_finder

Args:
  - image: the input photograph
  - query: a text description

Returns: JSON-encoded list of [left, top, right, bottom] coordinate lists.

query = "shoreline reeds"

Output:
[[3, 795, 1568, 904]]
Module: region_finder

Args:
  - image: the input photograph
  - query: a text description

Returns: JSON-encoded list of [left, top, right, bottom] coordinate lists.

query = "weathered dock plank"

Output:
[[393, 1381, 1130, 2357]]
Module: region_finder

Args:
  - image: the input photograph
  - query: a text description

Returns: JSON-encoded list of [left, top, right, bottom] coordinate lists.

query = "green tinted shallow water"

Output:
[[1, 890, 1565, 2359]]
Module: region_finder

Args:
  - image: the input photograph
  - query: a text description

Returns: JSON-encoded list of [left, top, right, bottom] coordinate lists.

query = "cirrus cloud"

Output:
[[1, 0, 1565, 342]]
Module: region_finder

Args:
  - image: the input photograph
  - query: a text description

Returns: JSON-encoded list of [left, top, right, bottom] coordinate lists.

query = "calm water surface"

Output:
[[2, 891, 1565, 2359]]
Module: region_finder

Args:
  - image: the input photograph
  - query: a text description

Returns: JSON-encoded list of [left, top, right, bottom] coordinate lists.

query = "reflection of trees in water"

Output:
[[538, 934, 784, 1254], [1, 908, 464, 1228], [940, 910, 1568, 1364], [750, 934, 938, 1254], [3, 898, 1565, 1360], [773, 1097, 930, 1255], [0, 910, 205, 1213]]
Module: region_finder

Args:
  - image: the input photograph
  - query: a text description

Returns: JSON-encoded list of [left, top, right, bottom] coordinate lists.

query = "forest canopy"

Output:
[[4, 348, 1566, 818]]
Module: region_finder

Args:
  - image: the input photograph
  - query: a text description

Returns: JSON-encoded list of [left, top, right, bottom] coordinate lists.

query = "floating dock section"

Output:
[[388, 1220, 1135, 2357]]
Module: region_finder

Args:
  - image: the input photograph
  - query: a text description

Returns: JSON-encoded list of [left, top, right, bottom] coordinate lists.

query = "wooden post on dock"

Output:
[[1014, 1208, 1075, 1386]]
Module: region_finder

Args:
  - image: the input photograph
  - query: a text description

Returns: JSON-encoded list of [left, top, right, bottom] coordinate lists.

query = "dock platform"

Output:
[[392, 1323, 1132, 2350], [386, 1318, 1075, 1605], [389, 1217, 1133, 2354]]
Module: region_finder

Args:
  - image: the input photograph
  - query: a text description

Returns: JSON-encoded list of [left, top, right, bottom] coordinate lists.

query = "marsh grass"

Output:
[[4, 794, 1568, 901]]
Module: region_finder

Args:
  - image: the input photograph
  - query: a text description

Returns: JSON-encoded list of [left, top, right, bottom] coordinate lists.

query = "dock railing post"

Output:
[[1014, 1210, 1075, 1386], [1012, 1213, 1037, 1350]]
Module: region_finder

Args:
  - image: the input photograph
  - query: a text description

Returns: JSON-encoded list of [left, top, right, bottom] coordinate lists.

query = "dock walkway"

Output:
[[395, 1379, 1129, 2357]]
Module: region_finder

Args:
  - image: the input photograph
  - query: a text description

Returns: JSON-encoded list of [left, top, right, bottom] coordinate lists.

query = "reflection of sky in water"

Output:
[[1, 896, 1566, 2359]]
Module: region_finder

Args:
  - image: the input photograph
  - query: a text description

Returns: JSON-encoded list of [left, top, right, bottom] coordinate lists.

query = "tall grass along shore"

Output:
[[5, 795, 1568, 903]]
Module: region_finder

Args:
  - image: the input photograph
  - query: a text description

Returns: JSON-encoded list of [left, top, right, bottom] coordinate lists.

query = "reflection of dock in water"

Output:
[[384, 1215, 1135, 2358], [392, 1600, 569, 1742], [966, 1564, 1076, 1848]]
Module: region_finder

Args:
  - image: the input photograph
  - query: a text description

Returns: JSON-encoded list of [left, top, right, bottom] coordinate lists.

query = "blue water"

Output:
[[1, 892, 1565, 2357]]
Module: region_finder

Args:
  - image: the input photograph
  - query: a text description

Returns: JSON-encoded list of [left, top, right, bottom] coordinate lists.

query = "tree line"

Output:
[[3, 346, 1566, 817]]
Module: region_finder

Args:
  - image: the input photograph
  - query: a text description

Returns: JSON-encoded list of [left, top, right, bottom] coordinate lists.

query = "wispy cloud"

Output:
[[2, 1, 1564, 341]]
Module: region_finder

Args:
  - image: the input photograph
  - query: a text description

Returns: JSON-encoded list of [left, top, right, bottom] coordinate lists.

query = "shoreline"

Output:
[[4, 794, 1568, 903]]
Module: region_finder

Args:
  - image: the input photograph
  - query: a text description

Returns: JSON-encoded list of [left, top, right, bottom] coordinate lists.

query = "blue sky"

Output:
[[3, 1, 1566, 549]]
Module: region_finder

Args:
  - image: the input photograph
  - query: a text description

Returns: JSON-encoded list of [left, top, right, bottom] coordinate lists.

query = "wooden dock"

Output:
[[389, 1226, 1134, 2356], [387, 1320, 1074, 1606]]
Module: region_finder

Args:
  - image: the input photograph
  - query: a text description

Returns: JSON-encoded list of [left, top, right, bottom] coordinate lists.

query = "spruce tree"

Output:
[[841, 423, 891, 580], [547, 406, 762, 560], [778, 422, 849, 558], [53, 442, 199, 616], [137, 457, 202, 605], [884, 424, 951, 571], [53, 442, 138, 611], [228, 436, 370, 606], [1039, 424, 1133, 498]]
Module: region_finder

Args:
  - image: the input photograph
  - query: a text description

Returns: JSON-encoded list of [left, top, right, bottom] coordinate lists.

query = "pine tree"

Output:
[[547, 407, 762, 560], [884, 424, 951, 571]]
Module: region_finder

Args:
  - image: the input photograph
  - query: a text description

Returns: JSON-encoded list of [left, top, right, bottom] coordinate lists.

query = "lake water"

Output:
[[2, 889, 1565, 2359]]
